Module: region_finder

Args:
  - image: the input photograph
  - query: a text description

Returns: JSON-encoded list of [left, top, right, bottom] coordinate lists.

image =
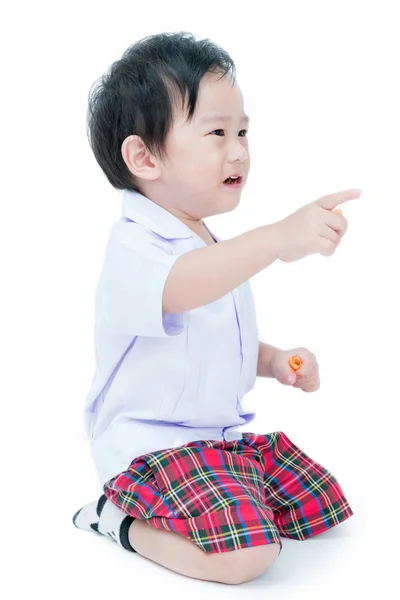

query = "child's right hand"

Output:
[[274, 188, 362, 262], [163, 188, 362, 313]]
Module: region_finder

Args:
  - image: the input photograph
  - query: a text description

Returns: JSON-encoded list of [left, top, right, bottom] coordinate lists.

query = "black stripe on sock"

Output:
[[96, 494, 107, 518], [72, 508, 82, 527], [119, 516, 136, 553]]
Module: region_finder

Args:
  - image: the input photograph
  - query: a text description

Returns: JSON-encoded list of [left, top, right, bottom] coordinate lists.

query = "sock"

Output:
[[73, 494, 136, 552]]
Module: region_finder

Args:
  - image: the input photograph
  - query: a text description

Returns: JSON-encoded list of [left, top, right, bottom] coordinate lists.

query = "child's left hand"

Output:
[[270, 348, 320, 392]]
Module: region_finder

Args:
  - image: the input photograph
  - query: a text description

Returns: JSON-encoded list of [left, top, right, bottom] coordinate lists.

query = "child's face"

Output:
[[159, 72, 250, 220]]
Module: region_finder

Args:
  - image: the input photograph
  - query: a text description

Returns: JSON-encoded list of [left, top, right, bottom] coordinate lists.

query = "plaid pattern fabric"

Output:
[[104, 430, 353, 553]]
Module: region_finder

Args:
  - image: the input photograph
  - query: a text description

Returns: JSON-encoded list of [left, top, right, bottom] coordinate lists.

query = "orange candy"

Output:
[[289, 356, 303, 371]]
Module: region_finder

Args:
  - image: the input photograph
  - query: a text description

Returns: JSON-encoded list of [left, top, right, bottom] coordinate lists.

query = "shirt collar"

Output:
[[122, 189, 220, 242]]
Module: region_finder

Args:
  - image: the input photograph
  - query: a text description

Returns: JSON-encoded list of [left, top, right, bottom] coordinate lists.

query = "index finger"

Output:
[[315, 188, 362, 211]]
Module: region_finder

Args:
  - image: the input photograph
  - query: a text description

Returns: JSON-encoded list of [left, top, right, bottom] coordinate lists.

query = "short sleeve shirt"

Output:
[[84, 190, 259, 485]]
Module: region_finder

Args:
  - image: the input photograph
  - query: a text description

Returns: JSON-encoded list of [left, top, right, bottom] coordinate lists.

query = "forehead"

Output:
[[170, 72, 247, 128], [195, 72, 245, 118]]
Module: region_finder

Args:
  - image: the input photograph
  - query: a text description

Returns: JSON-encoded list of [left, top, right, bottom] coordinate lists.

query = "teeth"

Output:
[[224, 175, 241, 184]]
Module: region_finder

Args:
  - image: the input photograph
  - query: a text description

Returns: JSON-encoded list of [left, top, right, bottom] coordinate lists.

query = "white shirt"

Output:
[[84, 190, 259, 485]]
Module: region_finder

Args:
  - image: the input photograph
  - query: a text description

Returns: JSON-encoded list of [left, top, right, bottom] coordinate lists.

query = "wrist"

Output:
[[266, 222, 284, 262], [257, 343, 282, 378]]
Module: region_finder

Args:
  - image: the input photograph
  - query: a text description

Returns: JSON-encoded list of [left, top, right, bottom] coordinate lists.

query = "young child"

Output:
[[73, 31, 360, 585]]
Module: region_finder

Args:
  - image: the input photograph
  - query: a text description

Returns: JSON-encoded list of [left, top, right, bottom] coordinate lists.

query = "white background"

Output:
[[1, 0, 399, 598]]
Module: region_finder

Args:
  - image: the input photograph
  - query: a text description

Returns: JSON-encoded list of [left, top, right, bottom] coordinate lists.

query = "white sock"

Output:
[[73, 494, 135, 552]]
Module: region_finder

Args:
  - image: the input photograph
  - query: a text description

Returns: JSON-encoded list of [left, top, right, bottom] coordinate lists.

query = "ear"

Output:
[[121, 135, 161, 181]]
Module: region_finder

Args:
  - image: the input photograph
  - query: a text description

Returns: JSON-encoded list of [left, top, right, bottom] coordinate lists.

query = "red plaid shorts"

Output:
[[104, 430, 353, 554]]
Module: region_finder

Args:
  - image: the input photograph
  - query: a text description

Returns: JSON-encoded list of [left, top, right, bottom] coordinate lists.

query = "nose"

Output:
[[228, 137, 249, 164]]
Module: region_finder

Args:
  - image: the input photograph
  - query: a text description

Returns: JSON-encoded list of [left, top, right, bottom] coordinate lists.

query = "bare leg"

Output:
[[129, 519, 280, 585]]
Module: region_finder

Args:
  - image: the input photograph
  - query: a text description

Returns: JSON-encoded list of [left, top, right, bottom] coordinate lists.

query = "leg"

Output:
[[250, 431, 354, 540], [73, 494, 281, 582], [130, 519, 281, 584]]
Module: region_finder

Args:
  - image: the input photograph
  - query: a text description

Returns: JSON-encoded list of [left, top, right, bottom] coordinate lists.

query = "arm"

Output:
[[257, 342, 282, 378], [163, 188, 362, 314], [163, 224, 281, 313]]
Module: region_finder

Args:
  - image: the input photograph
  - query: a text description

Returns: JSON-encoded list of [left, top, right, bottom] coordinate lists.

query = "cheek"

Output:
[[244, 140, 251, 163], [186, 149, 221, 182], [165, 151, 196, 182]]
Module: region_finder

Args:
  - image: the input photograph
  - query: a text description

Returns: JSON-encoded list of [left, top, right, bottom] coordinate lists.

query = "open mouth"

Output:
[[223, 176, 243, 185]]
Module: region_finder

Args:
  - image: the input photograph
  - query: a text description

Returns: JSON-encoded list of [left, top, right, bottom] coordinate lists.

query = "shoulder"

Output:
[[110, 218, 173, 253], [102, 219, 178, 270]]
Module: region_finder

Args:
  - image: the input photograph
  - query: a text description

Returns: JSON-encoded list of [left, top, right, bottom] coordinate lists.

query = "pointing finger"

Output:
[[316, 188, 362, 211]]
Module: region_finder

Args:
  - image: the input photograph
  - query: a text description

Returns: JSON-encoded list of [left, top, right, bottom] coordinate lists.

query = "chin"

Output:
[[209, 195, 242, 218], [225, 188, 243, 208], [224, 196, 241, 213]]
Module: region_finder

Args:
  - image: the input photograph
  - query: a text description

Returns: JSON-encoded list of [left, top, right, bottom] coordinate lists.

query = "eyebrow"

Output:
[[199, 114, 250, 124]]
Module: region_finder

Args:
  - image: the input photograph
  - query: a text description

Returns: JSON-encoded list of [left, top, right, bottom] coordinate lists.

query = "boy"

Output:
[[73, 31, 360, 585]]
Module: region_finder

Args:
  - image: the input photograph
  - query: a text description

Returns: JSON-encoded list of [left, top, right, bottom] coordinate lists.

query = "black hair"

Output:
[[86, 31, 236, 191]]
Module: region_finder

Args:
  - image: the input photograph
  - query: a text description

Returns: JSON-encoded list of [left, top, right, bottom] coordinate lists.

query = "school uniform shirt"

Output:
[[84, 190, 259, 486]]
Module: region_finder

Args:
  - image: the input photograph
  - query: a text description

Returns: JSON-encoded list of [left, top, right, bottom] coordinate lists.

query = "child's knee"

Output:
[[205, 543, 281, 585]]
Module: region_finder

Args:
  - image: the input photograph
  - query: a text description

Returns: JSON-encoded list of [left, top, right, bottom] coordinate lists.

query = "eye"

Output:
[[210, 129, 225, 136], [210, 129, 248, 137]]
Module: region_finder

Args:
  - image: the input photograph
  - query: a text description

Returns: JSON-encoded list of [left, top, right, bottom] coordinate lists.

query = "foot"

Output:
[[73, 494, 135, 552]]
